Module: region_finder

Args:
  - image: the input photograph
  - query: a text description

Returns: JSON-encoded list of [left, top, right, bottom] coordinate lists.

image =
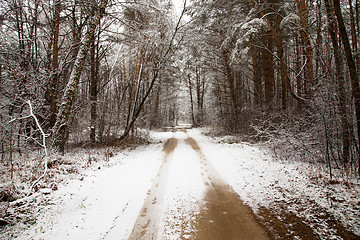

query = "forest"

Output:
[[0, 0, 360, 236]]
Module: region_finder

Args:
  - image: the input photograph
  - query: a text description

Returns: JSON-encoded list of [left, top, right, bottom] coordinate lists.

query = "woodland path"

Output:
[[16, 129, 358, 240], [128, 129, 270, 240]]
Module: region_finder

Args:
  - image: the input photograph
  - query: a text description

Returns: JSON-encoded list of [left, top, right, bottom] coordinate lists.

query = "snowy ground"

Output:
[[195, 130, 360, 239], [2, 128, 359, 239]]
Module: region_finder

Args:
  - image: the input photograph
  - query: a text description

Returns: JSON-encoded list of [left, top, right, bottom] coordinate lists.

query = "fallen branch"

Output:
[[10, 192, 41, 207], [26, 100, 49, 195]]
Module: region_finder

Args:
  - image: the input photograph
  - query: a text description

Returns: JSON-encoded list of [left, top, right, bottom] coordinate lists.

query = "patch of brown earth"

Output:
[[162, 138, 178, 155], [326, 215, 360, 239], [257, 207, 316, 240], [184, 136, 270, 239], [257, 202, 360, 240], [130, 137, 178, 239], [191, 183, 271, 240], [185, 137, 201, 151]]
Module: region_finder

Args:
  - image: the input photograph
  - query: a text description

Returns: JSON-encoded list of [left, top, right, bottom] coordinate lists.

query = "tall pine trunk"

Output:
[[251, 37, 262, 106], [296, 0, 314, 85], [223, 51, 239, 131], [325, 0, 351, 167], [188, 74, 195, 126], [263, 33, 275, 110], [333, 0, 360, 173], [48, 0, 61, 129]]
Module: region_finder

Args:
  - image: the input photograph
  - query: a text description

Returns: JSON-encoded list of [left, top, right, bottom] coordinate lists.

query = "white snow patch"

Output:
[[16, 144, 163, 240], [158, 140, 206, 239], [150, 130, 174, 142]]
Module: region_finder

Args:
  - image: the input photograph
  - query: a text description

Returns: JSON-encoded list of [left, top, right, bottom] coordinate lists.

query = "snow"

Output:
[[16, 144, 164, 240], [159, 138, 206, 239], [190, 129, 360, 238], [8, 128, 360, 239], [240, 18, 269, 40]]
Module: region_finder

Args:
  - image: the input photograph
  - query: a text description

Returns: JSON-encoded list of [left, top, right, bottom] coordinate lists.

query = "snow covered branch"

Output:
[[27, 100, 49, 195]]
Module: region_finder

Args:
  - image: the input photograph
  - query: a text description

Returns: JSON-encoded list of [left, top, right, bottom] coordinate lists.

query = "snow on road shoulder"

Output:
[[8, 129, 360, 239], [187, 129, 360, 238], [15, 144, 164, 240]]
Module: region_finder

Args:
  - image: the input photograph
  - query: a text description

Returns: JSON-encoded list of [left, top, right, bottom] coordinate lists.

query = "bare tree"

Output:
[[52, 0, 108, 152]]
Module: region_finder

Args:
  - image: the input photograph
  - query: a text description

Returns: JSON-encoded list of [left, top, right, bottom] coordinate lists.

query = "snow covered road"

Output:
[[13, 128, 360, 240], [16, 129, 269, 240], [129, 131, 268, 239]]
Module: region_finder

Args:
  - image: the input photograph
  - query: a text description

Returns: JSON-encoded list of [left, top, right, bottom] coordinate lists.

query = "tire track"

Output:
[[129, 134, 270, 240], [128, 138, 178, 240], [184, 136, 270, 240]]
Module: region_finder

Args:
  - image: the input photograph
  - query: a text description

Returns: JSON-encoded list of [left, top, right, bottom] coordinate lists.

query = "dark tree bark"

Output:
[[262, 33, 275, 109], [195, 66, 205, 126], [325, 0, 351, 166], [296, 0, 314, 85], [295, 33, 302, 97], [250, 0, 305, 111], [188, 74, 195, 126], [333, 0, 360, 160], [89, 28, 98, 143], [348, 0, 358, 59], [223, 50, 239, 130], [251, 37, 262, 106]]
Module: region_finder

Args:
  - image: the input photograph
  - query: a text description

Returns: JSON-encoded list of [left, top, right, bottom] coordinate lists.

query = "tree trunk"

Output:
[[199, 71, 206, 124], [333, 0, 360, 161], [325, 0, 351, 167], [188, 74, 195, 126], [223, 51, 238, 130], [251, 0, 305, 110], [348, 0, 358, 60], [195, 66, 205, 125], [263, 33, 275, 109], [48, 0, 61, 129], [89, 28, 98, 143], [279, 40, 287, 111], [52, 0, 108, 152], [296, 0, 314, 85], [295, 33, 302, 97], [251, 37, 262, 106]]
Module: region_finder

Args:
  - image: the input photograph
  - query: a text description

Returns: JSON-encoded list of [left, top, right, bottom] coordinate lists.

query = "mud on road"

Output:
[[128, 138, 178, 239], [129, 132, 270, 240], [184, 136, 270, 240]]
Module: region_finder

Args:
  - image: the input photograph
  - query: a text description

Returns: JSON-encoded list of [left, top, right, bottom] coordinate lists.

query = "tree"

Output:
[[52, 0, 108, 152], [89, 20, 98, 143], [45, 0, 62, 129], [118, 0, 187, 140], [295, 0, 314, 86], [333, 0, 360, 173], [325, 0, 351, 167]]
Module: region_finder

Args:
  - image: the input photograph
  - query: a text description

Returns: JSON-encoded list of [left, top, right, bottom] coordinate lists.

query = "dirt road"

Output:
[[11, 129, 359, 240], [129, 130, 270, 240]]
